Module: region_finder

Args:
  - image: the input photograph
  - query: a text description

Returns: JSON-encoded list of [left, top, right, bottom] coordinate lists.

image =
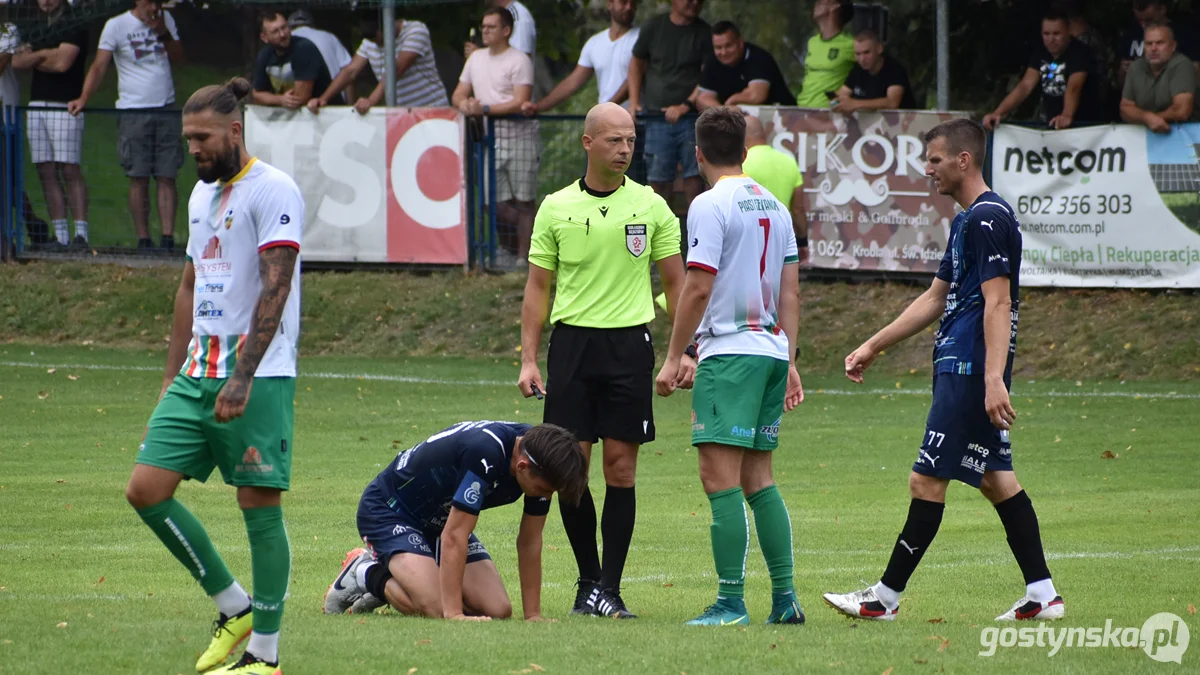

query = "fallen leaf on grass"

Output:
[[927, 617, 943, 624], [530, 665, 545, 672], [2, 640, 11, 645], [37, 391, 49, 400], [55, 479, 64, 483], [882, 668, 894, 675], [769, 643, 777, 650], [1188, 604, 1196, 615], [938, 639, 950, 652], [56, 622, 67, 629], [1054, 436, 1061, 443], [47, 368, 56, 374], [96, 576, 105, 585], [1100, 451, 1118, 459], [65, 504, 71, 511], [414, 639, 431, 646], [913, 658, 928, 664], [67, 375, 79, 381], [355, 619, 366, 625], [407, 669, 418, 675], [663, 583, 674, 588], [546, 544, 559, 551]]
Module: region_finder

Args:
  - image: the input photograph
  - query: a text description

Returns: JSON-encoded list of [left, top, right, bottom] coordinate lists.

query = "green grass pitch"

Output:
[[0, 345, 1197, 674]]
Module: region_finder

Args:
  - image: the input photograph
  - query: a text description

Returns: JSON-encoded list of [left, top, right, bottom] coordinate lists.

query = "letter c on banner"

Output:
[[390, 118, 461, 230]]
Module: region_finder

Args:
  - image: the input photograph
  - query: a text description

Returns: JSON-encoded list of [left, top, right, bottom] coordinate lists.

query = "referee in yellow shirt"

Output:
[[519, 102, 689, 619]]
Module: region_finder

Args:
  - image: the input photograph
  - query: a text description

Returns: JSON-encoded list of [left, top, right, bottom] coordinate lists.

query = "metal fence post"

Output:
[[936, 0, 949, 110], [14, 106, 23, 254], [485, 116, 497, 267], [382, 2, 397, 108]]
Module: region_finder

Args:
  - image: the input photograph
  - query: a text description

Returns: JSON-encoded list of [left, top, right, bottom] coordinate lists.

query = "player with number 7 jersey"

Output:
[[656, 107, 805, 627]]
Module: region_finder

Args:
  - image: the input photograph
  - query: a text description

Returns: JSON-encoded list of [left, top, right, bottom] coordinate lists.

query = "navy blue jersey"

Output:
[[933, 192, 1021, 381], [368, 421, 551, 535]]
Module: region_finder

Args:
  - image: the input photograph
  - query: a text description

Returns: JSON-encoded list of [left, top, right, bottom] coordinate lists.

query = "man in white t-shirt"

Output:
[[69, 0, 184, 252], [453, 7, 537, 262], [309, 15, 447, 115], [288, 10, 353, 102], [523, 0, 639, 113], [656, 107, 805, 628]]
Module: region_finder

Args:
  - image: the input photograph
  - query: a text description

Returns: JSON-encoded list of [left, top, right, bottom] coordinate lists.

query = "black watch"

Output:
[[684, 344, 698, 359], [797, 237, 809, 247]]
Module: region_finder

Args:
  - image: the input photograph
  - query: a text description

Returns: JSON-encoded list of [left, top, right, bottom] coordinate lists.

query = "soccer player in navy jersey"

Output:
[[823, 118, 1064, 623], [322, 421, 587, 621]]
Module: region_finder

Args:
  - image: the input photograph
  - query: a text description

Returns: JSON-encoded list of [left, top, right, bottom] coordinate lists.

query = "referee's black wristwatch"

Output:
[[684, 344, 698, 360]]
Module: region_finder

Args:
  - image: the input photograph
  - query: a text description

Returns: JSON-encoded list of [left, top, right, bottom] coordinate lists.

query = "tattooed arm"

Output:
[[213, 245, 298, 423]]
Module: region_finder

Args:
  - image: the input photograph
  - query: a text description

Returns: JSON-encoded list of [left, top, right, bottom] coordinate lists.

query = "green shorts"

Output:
[[691, 354, 788, 451], [136, 374, 295, 490]]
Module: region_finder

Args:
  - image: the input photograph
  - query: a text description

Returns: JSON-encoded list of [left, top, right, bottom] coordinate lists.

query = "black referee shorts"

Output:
[[544, 323, 655, 445]]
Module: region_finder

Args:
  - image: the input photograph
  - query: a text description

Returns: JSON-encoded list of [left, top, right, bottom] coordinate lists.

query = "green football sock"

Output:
[[243, 505, 290, 635], [747, 485, 795, 595], [707, 487, 748, 599], [136, 498, 235, 596]]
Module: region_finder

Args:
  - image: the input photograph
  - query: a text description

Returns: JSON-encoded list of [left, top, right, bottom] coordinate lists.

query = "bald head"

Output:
[[583, 102, 637, 183], [744, 115, 767, 147], [585, 102, 634, 137]]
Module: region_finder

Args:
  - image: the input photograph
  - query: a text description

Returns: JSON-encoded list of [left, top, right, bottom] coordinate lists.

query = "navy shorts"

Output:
[[913, 374, 1013, 488], [356, 483, 491, 566]]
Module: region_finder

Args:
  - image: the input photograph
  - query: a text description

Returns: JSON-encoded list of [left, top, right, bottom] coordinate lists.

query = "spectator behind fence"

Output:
[[628, 0, 710, 217], [311, 16, 446, 115], [0, 20, 50, 251], [288, 9, 353, 103], [1118, 0, 1200, 92], [252, 10, 339, 109], [466, 0, 535, 60], [742, 114, 807, 264], [68, 0, 183, 253], [834, 29, 917, 113], [1121, 22, 1196, 133], [796, 0, 855, 108], [453, 7, 537, 264], [695, 21, 795, 111], [982, 10, 1104, 131], [524, 0, 638, 113], [12, 0, 90, 250]]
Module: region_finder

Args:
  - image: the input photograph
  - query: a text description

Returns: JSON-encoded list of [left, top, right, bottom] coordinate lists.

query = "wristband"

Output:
[[482, 104, 491, 115], [685, 100, 697, 112], [797, 237, 809, 247], [684, 344, 698, 360]]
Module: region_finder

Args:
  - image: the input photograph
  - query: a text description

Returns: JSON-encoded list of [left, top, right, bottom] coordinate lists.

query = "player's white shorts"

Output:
[[27, 101, 84, 165]]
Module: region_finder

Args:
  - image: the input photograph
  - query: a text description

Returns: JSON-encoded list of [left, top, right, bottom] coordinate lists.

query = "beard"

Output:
[[196, 142, 241, 183]]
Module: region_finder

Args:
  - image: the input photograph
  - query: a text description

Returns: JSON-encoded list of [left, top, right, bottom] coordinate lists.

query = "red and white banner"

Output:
[[245, 105, 467, 265]]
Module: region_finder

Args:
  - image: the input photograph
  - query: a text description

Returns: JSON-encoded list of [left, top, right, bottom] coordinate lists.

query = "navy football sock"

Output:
[[879, 498, 945, 593]]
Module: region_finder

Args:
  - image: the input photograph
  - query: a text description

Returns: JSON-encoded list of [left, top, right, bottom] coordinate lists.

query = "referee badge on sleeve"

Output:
[[625, 224, 647, 257]]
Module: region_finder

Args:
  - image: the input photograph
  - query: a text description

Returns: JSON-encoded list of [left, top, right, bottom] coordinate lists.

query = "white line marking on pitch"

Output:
[[3, 361, 1198, 400]]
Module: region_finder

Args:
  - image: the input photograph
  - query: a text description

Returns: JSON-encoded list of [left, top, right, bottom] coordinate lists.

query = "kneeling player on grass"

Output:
[[656, 107, 806, 627], [822, 118, 1063, 623], [323, 421, 588, 621]]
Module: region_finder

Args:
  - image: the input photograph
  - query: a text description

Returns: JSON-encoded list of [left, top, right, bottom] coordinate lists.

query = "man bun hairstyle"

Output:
[[520, 424, 588, 506], [183, 77, 253, 117], [695, 106, 747, 167], [925, 117, 987, 168]]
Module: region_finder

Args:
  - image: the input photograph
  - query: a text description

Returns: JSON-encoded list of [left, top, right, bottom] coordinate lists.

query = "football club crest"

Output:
[[625, 224, 647, 257]]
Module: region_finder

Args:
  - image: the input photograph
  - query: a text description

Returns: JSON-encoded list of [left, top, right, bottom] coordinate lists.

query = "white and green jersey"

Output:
[[182, 158, 304, 378], [686, 175, 798, 362]]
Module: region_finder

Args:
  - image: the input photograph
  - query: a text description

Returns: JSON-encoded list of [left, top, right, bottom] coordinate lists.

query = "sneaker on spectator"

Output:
[[137, 238, 154, 253], [70, 235, 90, 252], [159, 235, 175, 253]]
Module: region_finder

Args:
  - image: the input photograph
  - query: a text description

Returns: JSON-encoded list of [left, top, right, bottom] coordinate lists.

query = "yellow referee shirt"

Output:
[[529, 177, 681, 328]]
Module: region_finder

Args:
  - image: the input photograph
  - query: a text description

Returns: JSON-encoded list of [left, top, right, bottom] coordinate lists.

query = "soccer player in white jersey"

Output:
[[656, 107, 805, 627], [123, 77, 304, 675]]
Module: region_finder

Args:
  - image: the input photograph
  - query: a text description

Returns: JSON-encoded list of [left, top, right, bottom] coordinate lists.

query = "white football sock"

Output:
[[355, 560, 375, 590], [73, 220, 88, 241], [212, 580, 251, 617], [872, 581, 900, 610], [247, 631, 279, 664], [1026, 578, 1058, 604], [53, 219, 68, 245]]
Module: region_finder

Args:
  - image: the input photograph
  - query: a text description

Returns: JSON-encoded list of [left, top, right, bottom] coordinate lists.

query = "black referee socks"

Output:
[[880, 498, 945, 593], [599, 485, 636, 591], [995, 490, 1053, 584], [560, 487, 603, 582]]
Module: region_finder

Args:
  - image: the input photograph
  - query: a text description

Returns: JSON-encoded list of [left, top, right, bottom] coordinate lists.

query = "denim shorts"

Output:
[[643, 116, 700, 183]]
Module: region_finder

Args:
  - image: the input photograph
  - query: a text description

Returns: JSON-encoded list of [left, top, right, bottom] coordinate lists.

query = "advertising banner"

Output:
[[761, 108, 968, 272], [245, 105, 466, 265], [993, 123, 1200, 287]]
